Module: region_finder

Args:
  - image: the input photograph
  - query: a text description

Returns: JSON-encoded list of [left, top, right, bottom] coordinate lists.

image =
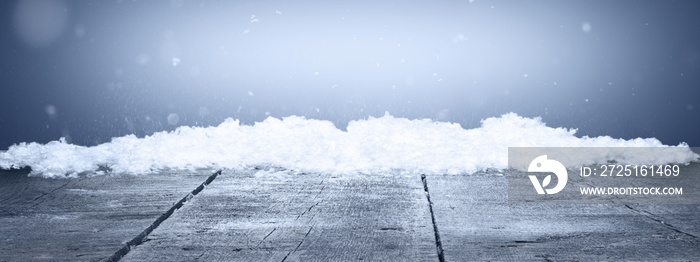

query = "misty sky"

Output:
[[1, 0, 699, 149]]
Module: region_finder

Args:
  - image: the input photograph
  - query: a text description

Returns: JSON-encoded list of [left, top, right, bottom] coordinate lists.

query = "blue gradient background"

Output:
[[1, 0, 699, 149]]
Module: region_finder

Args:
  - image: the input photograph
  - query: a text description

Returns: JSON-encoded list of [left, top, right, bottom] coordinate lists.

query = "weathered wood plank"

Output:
[[426, 168, 700, 261], [123, 170, 438, 261], [0, 168, 217, 261]]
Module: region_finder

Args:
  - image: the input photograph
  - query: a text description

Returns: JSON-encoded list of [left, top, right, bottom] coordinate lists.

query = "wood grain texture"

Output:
[[0, 169, 216, 262], [123, 170, 438, 261], [426, 167, 700, 261], [4, 163, 698, 261]]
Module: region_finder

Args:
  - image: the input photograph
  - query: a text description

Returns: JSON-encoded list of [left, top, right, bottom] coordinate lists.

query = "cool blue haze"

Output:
[[1, 0, 699, 148]]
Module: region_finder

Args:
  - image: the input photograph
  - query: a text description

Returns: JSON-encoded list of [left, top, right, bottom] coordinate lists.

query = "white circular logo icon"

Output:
[[527, 155, 568, 195]]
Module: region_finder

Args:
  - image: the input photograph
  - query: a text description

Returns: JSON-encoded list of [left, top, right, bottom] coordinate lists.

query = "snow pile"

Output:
[[0, 113, 696, 178]]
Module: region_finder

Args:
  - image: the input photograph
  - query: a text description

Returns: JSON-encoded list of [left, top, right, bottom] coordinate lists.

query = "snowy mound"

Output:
[[0, 113, 697, 178]]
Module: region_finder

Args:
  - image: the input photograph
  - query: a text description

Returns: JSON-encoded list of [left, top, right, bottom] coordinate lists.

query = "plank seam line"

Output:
[[106, 169, 223, 262], [624, 204, 698, 239], [281, 226, 314, 262], [421, 174, 446, 262]]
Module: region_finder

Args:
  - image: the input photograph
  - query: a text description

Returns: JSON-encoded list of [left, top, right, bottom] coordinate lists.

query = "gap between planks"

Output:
[[107, 169, 222, 262]]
